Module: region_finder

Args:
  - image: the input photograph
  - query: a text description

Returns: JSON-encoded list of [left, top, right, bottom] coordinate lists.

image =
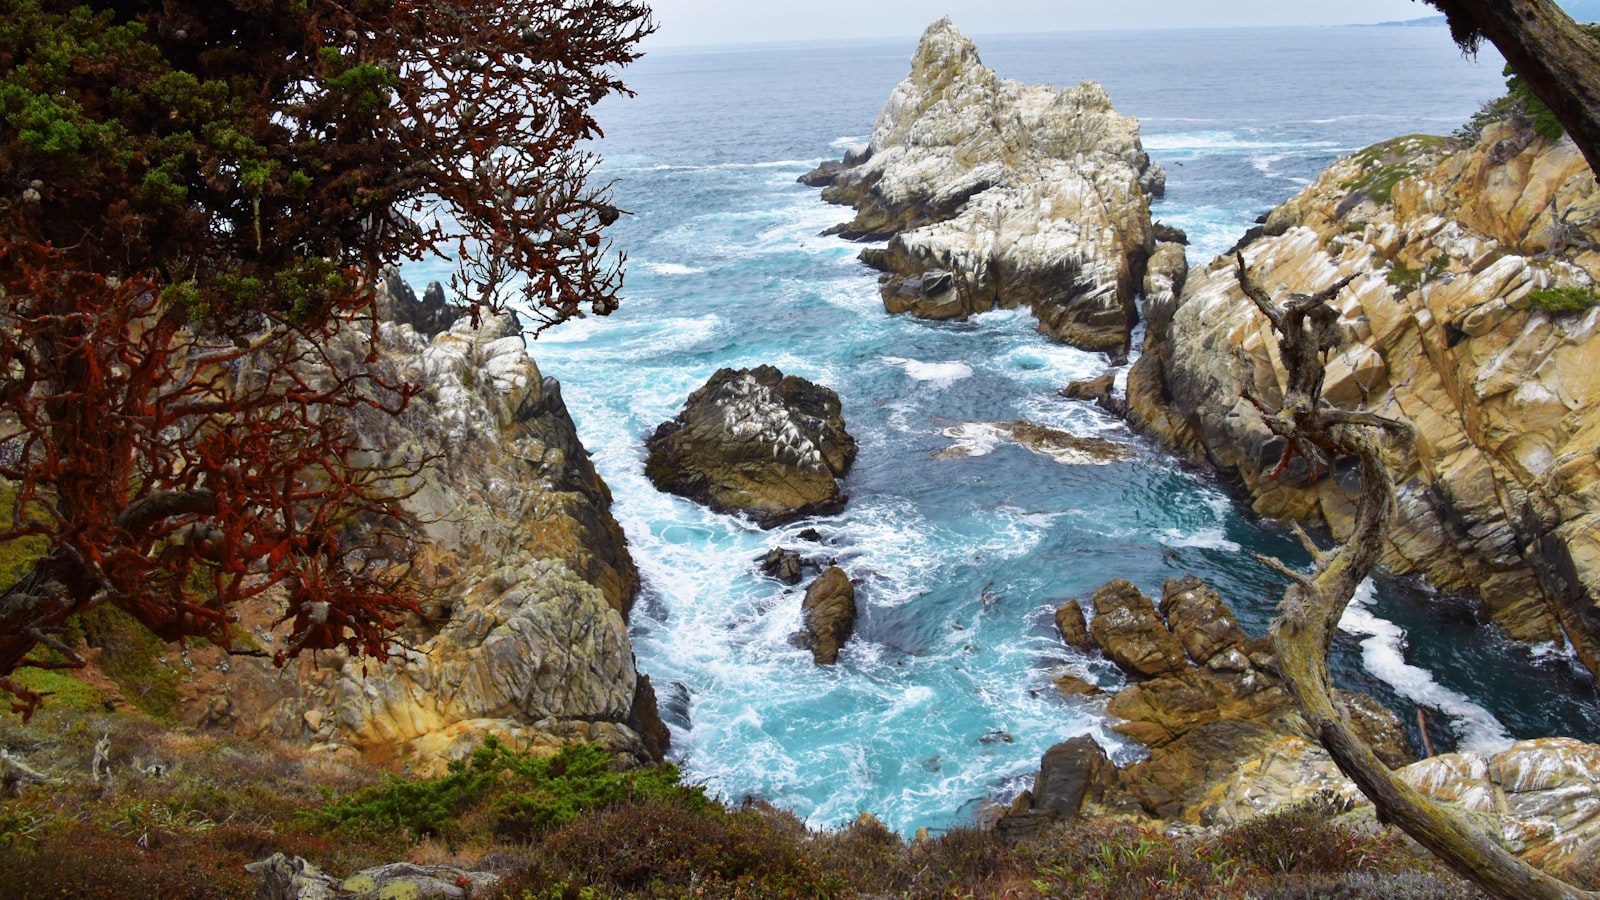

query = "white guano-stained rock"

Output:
[[808, 18, 1162, 354]]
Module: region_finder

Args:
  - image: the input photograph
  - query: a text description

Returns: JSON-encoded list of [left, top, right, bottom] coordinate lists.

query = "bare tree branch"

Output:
[[1237, 257, 1599, 900]]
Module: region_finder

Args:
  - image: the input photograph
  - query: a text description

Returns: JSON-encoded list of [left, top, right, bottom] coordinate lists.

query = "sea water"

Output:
[[408, 25, 1600, 834]]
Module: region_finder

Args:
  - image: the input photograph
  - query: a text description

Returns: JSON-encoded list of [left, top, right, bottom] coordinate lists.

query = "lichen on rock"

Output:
[[806, 18, 1163, 354]]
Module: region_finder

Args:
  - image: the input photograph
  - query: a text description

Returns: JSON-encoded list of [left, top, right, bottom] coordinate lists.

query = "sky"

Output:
[[641, 0, 1449, 48]]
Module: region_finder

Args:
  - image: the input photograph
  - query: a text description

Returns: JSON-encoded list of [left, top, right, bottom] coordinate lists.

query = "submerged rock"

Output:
[[935, 420, 1132, 466], [800, 566, 857, 666], [645, 366, 857, 528], [810, 18, 1162, 354], [1127, 122, 1600, 681]]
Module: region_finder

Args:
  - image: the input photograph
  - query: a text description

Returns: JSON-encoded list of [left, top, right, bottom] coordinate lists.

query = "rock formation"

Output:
[[173, 277, 665, 771], [646, 366, 857, 527], [1129, 121, 1600, 683], [805, 18, 1164, 354], [248, 854, 501, 900], [1007, 577, 1412, 828], [799, 566, 857, 666], [935, 420, 1132, 466]]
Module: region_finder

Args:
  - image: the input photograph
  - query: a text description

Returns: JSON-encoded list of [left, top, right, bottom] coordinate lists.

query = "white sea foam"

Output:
[[1158, 528, 1242, 553], [643, 262, 705, 276], [1339, 580, 1514, 754], [1143, 131, 1343, 154], [882, 356, 974, 388]]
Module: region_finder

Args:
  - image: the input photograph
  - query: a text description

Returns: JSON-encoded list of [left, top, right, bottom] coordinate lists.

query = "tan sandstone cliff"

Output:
[[170, 279, 666, 771], [1129, 121, 1600, 684]]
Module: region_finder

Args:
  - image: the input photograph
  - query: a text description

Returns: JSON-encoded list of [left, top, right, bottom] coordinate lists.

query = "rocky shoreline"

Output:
[[1125, 120, 1600, 685], [161, 275, 668, 770], [804, 19, 1170, 355]]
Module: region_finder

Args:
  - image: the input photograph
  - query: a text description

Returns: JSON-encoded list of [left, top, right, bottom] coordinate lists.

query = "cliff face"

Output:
[[1129, 122, 1600, 681], [807, 18, 1165, 354], [178, 279, 665, 770]]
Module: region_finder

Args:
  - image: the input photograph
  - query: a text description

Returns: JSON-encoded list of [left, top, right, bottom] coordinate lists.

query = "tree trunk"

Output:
[[1435, 0, 1600, 175]]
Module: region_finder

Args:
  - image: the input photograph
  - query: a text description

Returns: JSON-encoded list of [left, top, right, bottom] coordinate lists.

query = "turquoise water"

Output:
[[408, 25, 1600, 834]]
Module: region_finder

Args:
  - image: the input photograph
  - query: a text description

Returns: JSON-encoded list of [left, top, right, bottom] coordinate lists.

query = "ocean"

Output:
[[408, 24, 1600, 835]]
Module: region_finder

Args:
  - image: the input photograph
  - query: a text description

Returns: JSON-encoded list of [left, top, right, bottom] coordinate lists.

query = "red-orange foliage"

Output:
[[0, 0, 653, 713]]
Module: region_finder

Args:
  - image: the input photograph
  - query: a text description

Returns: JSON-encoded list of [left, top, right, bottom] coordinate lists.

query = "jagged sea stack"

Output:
[[805, 18, 1165, 354], [646, 366, 857, 527]]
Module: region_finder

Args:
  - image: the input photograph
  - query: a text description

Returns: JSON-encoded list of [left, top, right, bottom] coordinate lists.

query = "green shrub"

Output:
[[1456, 28, 1600, 144], [319, 739, 706, 843], [1525, 285, 1600, 315]]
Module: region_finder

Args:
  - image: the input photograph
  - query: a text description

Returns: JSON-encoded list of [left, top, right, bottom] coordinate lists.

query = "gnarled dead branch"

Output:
[[1238, 253, 1598, 900]]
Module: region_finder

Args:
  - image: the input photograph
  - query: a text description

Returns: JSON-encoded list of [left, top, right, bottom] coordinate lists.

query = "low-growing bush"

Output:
[[319, 739, 706, 844], [1525, 285, 1600, 315]]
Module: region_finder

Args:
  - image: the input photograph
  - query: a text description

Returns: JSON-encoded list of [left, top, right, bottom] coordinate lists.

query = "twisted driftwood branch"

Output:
[[1237, 254, 1598, 900]]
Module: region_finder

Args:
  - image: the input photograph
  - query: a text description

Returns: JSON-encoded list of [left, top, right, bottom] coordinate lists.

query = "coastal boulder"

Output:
[[801, 566, 857, 665], [811, 18, 1161, 354], [1086, 580, 1188, 678], [760, 547, 806, 585], [1054, 599, 1094, 650], [646, 366, 857, 527]]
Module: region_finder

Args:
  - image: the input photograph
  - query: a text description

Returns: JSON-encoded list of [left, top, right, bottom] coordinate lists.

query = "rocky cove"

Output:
[[14, 16, 1600, 899]]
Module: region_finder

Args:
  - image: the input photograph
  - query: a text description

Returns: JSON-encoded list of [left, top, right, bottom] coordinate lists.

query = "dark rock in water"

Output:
[[1226, 225, 1266, 256], [760, 547, 805, 585], [628, 675, 673, 762], [1033, 737, 1111, 818], [979, 730, 1015, 745], [379, 270, 462, 338], [1058, 373, 1125, 416], [645, 366, 857, 528], [799, 159, 850, 188], [1152, 222, 1189, 245], [1088, 580, 1189, 678], [800, 566, 857, 666], [1054, 600, 1094, 650], [1054, 673, 1101, 697], [1018, 575, 1417, 824], [797, 528, 826, 544]]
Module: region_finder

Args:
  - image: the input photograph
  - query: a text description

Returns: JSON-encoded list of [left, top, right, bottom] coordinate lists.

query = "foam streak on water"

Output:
[[405, 25, 1600, 834]]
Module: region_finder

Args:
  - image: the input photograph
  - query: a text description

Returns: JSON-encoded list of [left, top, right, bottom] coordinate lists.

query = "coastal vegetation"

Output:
[[0, 0, 651, 715]]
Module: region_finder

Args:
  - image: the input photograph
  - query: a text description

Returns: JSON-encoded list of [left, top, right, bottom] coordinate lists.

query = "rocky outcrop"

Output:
[[1016, 577, 1412, 826], [806, 18, 1162, 354], [248, 854, 499, 900], [800, 566, 857, 666], [646, 366, 857, 528], [1128, 121, 1600, 681], [178, 278, 663, 771], [760, 547, 806, 585]]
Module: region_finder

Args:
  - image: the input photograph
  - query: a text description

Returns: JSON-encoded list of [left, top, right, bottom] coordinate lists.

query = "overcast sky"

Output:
[[643, 1, 1447, 48]]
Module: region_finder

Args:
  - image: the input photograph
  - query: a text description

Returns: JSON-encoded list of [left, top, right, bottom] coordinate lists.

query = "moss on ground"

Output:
[[1525, 285, 1600, 315], [78, 606, 185, 722], [1342, 135, 1450, 205]]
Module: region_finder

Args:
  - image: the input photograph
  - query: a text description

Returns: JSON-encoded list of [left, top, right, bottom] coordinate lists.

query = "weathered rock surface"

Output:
[[800, 566, 857, 666], [1054, 599, 1093, 650], [646, 366, 857, 528], [1018, 577, 1413, 827], [179, 278, 662, 772], [806, 18, 1162, 354], [1086, 579, 1188, 678], [248, 853, 500, 900], [1128, 122, 1600, 682]]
